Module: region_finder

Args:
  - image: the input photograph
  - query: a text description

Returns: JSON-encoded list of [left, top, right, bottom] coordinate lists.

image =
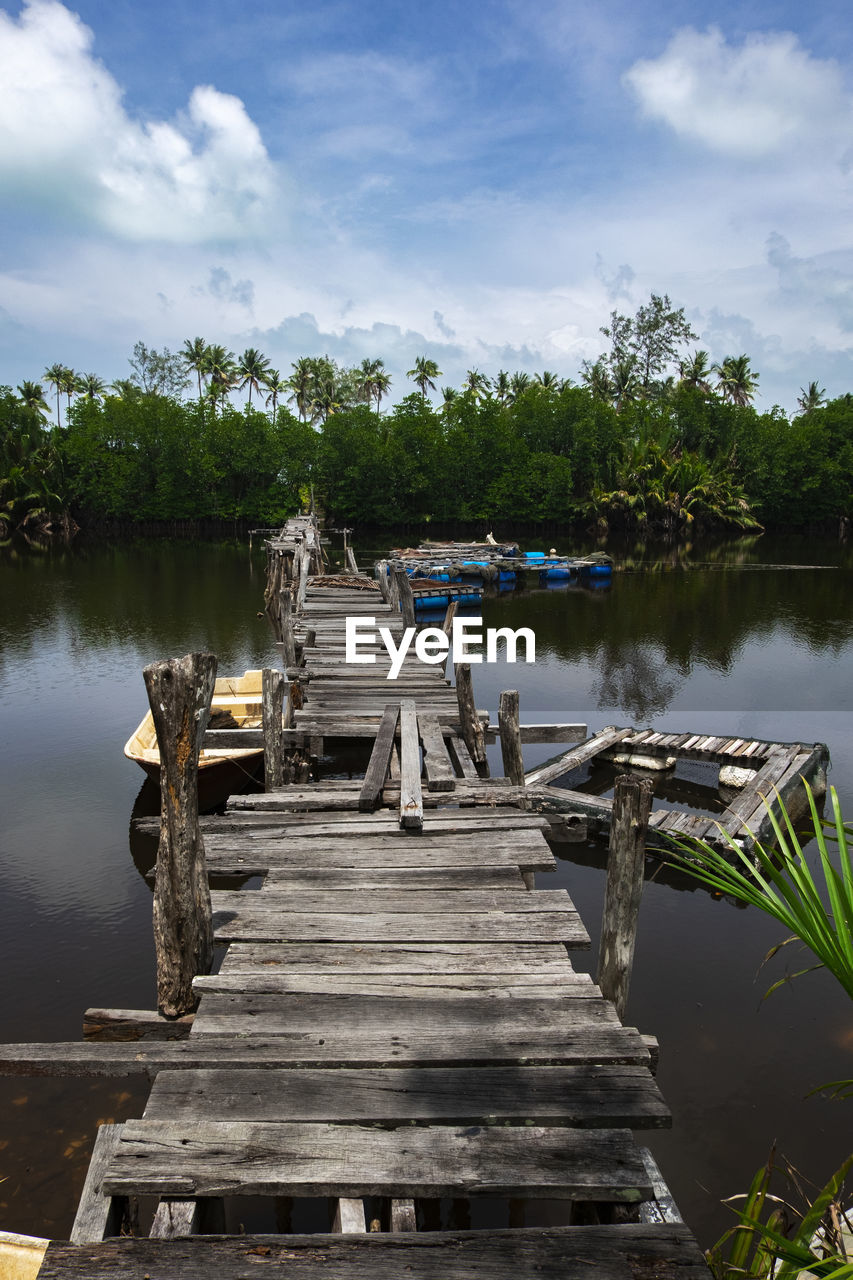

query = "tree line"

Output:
[[2, 295, 850, 538]]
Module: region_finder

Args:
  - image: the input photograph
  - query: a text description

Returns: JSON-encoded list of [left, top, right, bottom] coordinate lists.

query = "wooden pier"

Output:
[[1, 517, 718, 1278]]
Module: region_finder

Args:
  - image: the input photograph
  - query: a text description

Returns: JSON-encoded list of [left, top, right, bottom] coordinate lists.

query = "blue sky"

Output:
[[1, 0, 852, 411]]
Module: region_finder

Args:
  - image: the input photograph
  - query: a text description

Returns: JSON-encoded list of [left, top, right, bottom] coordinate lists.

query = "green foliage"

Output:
[[706, 1149, 852, 1279], [12, 328, 853, 529], [675, 783, 853, 1000]]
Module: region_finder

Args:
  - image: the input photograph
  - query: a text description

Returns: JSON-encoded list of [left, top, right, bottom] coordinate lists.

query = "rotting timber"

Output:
[[0, 514, 719, 1278]]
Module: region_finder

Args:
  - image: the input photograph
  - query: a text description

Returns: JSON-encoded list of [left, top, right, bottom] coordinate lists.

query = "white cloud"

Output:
[[624, 26, 851, 158], [0, 0, 277, 241]]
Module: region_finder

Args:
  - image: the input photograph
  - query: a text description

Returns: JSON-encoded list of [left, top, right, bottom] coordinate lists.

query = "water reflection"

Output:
[[1, 532, 852, 1247]]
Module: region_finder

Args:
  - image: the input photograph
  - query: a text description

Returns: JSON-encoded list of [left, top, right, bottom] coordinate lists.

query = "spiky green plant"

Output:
[[674, 783, 853, 1001], [706, 1150, 852, 1278]]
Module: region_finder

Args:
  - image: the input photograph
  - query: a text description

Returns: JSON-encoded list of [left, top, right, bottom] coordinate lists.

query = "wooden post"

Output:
[[597, 774, 653, 1021], [498, 690, 525, 787], [263, 667, 285, 791], [393, 566, 416, 627], [376, 559, 392, 604], [387, 563, 401, 611], [442, 600, 457, 678], [263, 550, 284, 643], [280, 591, 296, 668], [455, 661, 488, 774], [143, 653, 216, 1019]]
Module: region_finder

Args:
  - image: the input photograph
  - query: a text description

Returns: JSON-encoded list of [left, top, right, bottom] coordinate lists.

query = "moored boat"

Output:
[[124, 670, 265, 802]]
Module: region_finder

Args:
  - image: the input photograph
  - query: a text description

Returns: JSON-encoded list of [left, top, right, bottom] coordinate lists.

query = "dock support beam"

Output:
[[597, 774, 653, 1021], [143, 653, 216, 1019], [263, 668, 285, 790], [498, 690, 525, 788], [393, 566, 416, 627], [455, 662, 488, 775]]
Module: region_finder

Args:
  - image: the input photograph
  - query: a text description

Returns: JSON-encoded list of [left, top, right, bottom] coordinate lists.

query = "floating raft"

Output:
[[526, 726, 829, 854]]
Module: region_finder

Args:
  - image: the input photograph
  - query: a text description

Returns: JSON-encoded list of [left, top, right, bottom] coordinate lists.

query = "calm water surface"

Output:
[[0, 531, 851, 1244]]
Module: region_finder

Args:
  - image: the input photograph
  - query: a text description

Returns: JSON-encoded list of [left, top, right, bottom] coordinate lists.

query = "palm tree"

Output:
[[406, 356, 442, 401], [678, 350, 713, 395], [509, 371, 531, 400], [43, 363, 69, 428], [713, 354, 759, 406], [263, 370, 286, 418], [355, 357, 392, 416], [110, 378, 140, 400], [611, 356, 641, 412], [17, 381, 49, 416], [580, 359, 614, 404], [534, 370, 560, 389], [288, 357, 316, 422], [463, 369, 491, 401], [182, 337, 210, 398], [494, 371, 511, 405], [59, 367, 77, 417], [204, 345, 237, 401], [797, 381, 826, 415], [441, 386, 458, 409], [237, 347, 271, 406], [76, 373, 106, 402]]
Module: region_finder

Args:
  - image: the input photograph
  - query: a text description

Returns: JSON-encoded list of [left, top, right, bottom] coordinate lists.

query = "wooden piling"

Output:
[[280, 592, 296, 668], [597, 775, 653, 1021], [455, 661, 488, 774], [376, 559, 392, 605], [143, 653, 216, 1019], [498, 690, 525, 788], [393, 567, 416, 628], [262, 668, 285, 791]]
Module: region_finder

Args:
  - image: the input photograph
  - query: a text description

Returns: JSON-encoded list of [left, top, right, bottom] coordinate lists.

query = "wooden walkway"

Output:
[[8, 518, 711, 1277]]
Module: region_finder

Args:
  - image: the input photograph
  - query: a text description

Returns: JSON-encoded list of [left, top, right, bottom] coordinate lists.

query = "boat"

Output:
[[124, 670, 265, 803]]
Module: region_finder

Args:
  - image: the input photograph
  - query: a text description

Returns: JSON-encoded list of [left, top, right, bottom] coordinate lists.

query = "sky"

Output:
[[1, 0, 852, 413]]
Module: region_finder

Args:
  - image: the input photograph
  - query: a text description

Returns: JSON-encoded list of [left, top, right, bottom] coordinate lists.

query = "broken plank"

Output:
[[101, 1120, 653, 1202]]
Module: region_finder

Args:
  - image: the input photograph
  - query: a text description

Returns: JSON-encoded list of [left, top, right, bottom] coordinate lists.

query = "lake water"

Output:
[[0, 530, 851, 1246]]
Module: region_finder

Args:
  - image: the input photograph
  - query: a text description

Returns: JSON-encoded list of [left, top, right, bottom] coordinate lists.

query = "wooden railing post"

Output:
[[597, 774, 653, 1021], [498, 690, 525, 788], [376, 559, 392, 604], [280, 592, 296, 668], [392, 567, 416, 627], [455, 661, 488, 775], [263, 667, 285, 791], [143, 653, 217, 1019]]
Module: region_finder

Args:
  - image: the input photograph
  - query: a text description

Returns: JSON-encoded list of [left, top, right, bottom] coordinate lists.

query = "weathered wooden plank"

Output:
[[359, 702, 400, 812], [211, 908, 588, 945], [189, 991, 615, 1038], [261, 867, 527, 889], [332, 1198, 366, 1233], [262, 668, 285, 791], [524, 728, 632, 787], [455, 662, 487, 767], [70, 1123, 126, 1243], [0, 1021, 653, 1076], [194, 975, 584, 999], [517, 723, 587, 744], [142, 1065, 670, 1128], [211, 888, 576, 914], [83, 1009, 194, 1042], [37, 1223, 713, 1279], [446, 734, 479, 782], [399, 699, 424, 828], [390, 1198, 417, 1231], [200, 839, 557, 876], [419, 712, 456, 791], [149, 1199, 200, 1239], [498, 690, 525, 788], [218, 940, 572, 974], [638, 1148, 684, 1225], [719, 744, 800, 828], [102, 1120, 653, 1202]]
